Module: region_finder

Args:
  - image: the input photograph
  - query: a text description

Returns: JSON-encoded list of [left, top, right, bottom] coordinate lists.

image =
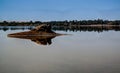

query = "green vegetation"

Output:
[[0, 19, 120, 26]]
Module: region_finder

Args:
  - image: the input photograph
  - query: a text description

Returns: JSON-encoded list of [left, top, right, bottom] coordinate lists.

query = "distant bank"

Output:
[[0, 19, 120, 26]]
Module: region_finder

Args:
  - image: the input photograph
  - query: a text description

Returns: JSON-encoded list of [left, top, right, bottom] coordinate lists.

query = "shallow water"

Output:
[[0, 29, 120, 73]]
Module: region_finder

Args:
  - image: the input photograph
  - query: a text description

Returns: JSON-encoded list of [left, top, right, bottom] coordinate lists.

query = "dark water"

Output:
[[0, 28, 120, 73]]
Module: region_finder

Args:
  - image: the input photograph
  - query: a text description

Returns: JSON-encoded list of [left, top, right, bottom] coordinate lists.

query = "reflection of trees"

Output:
[[1, 26, 120, 32], [52, 25, 120, 32], [2, 27, 9, 31], [0, 26, 33, 31]]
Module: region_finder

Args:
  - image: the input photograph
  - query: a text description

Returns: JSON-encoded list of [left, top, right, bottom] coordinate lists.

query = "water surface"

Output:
[[0, 29, 120, 73]]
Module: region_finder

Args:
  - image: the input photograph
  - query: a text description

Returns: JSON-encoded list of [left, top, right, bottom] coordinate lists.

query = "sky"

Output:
[[0, 0, 120, 21]]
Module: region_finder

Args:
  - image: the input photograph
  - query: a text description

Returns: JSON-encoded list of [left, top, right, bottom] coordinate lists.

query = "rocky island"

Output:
[[7, 24, 63, 45]]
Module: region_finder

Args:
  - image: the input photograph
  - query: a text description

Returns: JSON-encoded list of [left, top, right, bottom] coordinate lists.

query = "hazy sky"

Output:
[[0, 0, 120, 21]]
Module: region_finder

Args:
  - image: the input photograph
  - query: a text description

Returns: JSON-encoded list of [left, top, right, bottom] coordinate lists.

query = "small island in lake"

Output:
[[7, 24, 63, 45]]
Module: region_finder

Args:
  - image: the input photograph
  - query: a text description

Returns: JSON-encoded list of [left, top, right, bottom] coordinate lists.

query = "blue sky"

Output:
[[0, 0, 120, 21]]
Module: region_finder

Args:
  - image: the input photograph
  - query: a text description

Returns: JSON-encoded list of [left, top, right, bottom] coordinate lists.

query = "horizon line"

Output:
[[0, 19, 120, 22]]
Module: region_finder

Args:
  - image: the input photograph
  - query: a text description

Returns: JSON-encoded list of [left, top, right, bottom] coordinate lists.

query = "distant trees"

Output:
[[0, 19, 120, 32], [0, 19, 120, 26]]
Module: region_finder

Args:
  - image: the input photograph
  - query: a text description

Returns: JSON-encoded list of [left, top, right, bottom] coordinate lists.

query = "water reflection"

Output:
[[52, 25, 120, 32], [1, 29, 120, 73], [0, 25, 120, 32], [0, 26, 33, 31], [8, 35, 56, 45]]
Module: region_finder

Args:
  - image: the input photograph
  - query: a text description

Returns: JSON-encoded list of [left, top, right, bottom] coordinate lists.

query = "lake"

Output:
[[0, 27, 120, 73]]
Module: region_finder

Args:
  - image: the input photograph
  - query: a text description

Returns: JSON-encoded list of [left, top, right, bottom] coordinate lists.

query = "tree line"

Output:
[[0, 19, 120, 26]]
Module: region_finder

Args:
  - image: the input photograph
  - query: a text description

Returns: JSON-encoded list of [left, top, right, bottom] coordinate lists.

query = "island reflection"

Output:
[[8, 35, 56, 45]]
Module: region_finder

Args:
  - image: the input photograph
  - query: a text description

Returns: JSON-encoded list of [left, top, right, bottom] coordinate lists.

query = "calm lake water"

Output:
[[0, 29, 120, 73]]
